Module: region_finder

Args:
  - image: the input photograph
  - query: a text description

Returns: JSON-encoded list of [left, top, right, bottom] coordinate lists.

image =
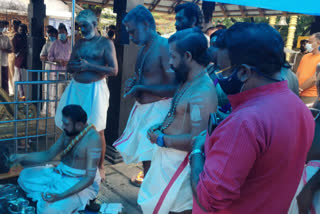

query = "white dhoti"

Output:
[[18, 162, 101, 214], [138, 148, 192, 214], [55, 78, 110, 132], [288, 161, 320, 214], [113, 99, 171, 164]]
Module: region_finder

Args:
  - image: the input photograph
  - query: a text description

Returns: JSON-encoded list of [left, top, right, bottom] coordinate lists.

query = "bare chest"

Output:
[[77, 41, 104, 62]]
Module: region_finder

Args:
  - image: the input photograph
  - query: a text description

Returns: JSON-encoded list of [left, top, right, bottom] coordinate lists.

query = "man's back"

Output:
[[197, 81, 314, 213]]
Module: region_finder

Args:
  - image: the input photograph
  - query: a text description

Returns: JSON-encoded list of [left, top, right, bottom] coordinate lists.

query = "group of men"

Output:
[[9, 2, 320, 214], [0, 19, 28, 98]]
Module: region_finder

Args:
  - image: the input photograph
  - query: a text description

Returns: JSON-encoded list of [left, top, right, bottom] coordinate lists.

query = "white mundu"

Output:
[[55, 78, 110, 132], [18, 162, 101, 214], [113, 99, 171, 164], [138, 147, 193, 213]]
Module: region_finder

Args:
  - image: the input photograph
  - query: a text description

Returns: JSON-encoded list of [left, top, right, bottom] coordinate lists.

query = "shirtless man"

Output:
[[55, 9, 118, 181], [137, 28, 217, 214], [113, 5, 174, 184], [12, 105, 101, 214]]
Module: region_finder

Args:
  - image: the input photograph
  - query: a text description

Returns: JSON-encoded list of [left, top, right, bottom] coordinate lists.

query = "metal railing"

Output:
[[0, 65, 70, 154]]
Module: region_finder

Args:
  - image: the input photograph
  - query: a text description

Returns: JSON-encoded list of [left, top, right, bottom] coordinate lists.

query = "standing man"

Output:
[[40, 27, 58, 115], [0, 21, 12, 94], [290, 39, 309, 73], [175, 2, 203, 32], [7, 19, 21, 96], [297, 33, 320, 105], [12, 24, 28, 99], [140, 28, 217, 214], [113, 5, 174, 185], [191, 23, 314, 214], [55, 9, 118, 181]]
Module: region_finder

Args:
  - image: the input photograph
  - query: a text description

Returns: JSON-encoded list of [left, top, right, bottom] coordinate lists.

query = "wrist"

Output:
[[189, 149, 205, 161]]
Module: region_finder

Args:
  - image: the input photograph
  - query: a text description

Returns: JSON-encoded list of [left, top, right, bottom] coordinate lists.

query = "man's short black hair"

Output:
[[19, 24, 28, 34], [215, 24, 226, 29], [223, 22, 284, 76], [109, 25, 116, 31], [62, 105, 87, 124], [13, 19, 21, 27], [58, 23, 68, 33], [169, 27, 210, 67], [48, 27, 58, 36], [175, 3, 204, 29], [300, 39, 308, 46]]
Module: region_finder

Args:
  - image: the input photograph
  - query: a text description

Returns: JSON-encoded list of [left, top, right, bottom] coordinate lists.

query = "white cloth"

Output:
[[113, 99, 171, 163], [40, 41, 53, 58], [288, 160, 320, 214], [41, 71, 65, 116], [0, 34, 11, 66], [18, 162, 101, 214], [138, 148, 193, 213], [13, 66, 26, 97], [55, 78, 110, 132]]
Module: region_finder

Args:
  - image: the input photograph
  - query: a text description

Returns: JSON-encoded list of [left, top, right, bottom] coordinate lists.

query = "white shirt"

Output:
[[0, 34, 12, 66]]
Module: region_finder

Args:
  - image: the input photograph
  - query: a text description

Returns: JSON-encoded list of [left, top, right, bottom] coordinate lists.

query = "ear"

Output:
[[237, 65, 252, 82], [184, 51, 193, 62]]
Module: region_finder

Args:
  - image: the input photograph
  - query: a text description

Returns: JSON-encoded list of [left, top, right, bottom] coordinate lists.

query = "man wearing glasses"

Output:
[[190, 23, 315, 214]]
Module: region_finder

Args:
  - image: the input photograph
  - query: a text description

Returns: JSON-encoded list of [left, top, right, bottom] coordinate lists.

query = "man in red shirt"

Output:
[[190, 22, 315, 214]]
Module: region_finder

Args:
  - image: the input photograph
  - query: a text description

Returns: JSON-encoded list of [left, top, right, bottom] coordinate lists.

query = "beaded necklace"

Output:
[[137, 36, 158, 84], [61, 124, 95, 157], [160, 69, 207, 131]]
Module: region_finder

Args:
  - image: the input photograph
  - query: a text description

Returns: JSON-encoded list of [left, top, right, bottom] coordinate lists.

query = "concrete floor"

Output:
[[97, 161, 143, 214]]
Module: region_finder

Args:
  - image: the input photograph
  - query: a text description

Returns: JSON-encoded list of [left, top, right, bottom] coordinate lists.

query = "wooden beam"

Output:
[[258, 8, 264, 16], [149, 0, 162, 12], [218, 3, 228, 18], [238, 5, 246, 17]]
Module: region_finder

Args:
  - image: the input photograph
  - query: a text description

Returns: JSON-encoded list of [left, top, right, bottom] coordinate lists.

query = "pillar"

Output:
[[269, 16, 277, 27], [105, 0, 142, 163], [27, 0, 46, 99], [285, 15, 298, 61]]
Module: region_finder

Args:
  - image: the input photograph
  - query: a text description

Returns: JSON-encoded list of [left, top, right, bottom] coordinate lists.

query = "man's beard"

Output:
[[171, 62, 189, 83], [176, 22, 193, 31], [64, 129, 80, 137]]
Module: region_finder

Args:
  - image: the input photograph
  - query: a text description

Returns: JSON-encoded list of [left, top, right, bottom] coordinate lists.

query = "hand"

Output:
[[297, 183, 315, 214], [148, 123, 162, 133], [99, 166, 106, 182], [41, 192, 64, 202], [61, 60, 69, 67], [124, 77, 137, 93], [9, 154, 26, 163], [124, 85, 142, 98], [192, 130, 207, 151], [147, 129, 162, 144], [67, 58, 89, 72]]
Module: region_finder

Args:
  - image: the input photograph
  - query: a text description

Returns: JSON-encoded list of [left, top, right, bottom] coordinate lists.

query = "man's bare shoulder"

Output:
[[189, 75, 217, 103], [83, 128, 102, 148]]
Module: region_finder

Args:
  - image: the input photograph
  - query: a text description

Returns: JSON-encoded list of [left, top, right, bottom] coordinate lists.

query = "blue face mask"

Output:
[[58, 33, 67, 41], [49, 36, 56, 42], [217, 68, 244, 95]]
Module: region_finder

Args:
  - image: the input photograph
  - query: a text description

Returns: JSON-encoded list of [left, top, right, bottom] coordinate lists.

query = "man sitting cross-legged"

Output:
[[11, 105, 102, 214]]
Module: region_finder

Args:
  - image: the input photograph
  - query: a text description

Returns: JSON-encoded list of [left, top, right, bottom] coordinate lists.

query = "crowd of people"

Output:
[[7, 2, 320, 214], [0, 19, 28, 98]]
